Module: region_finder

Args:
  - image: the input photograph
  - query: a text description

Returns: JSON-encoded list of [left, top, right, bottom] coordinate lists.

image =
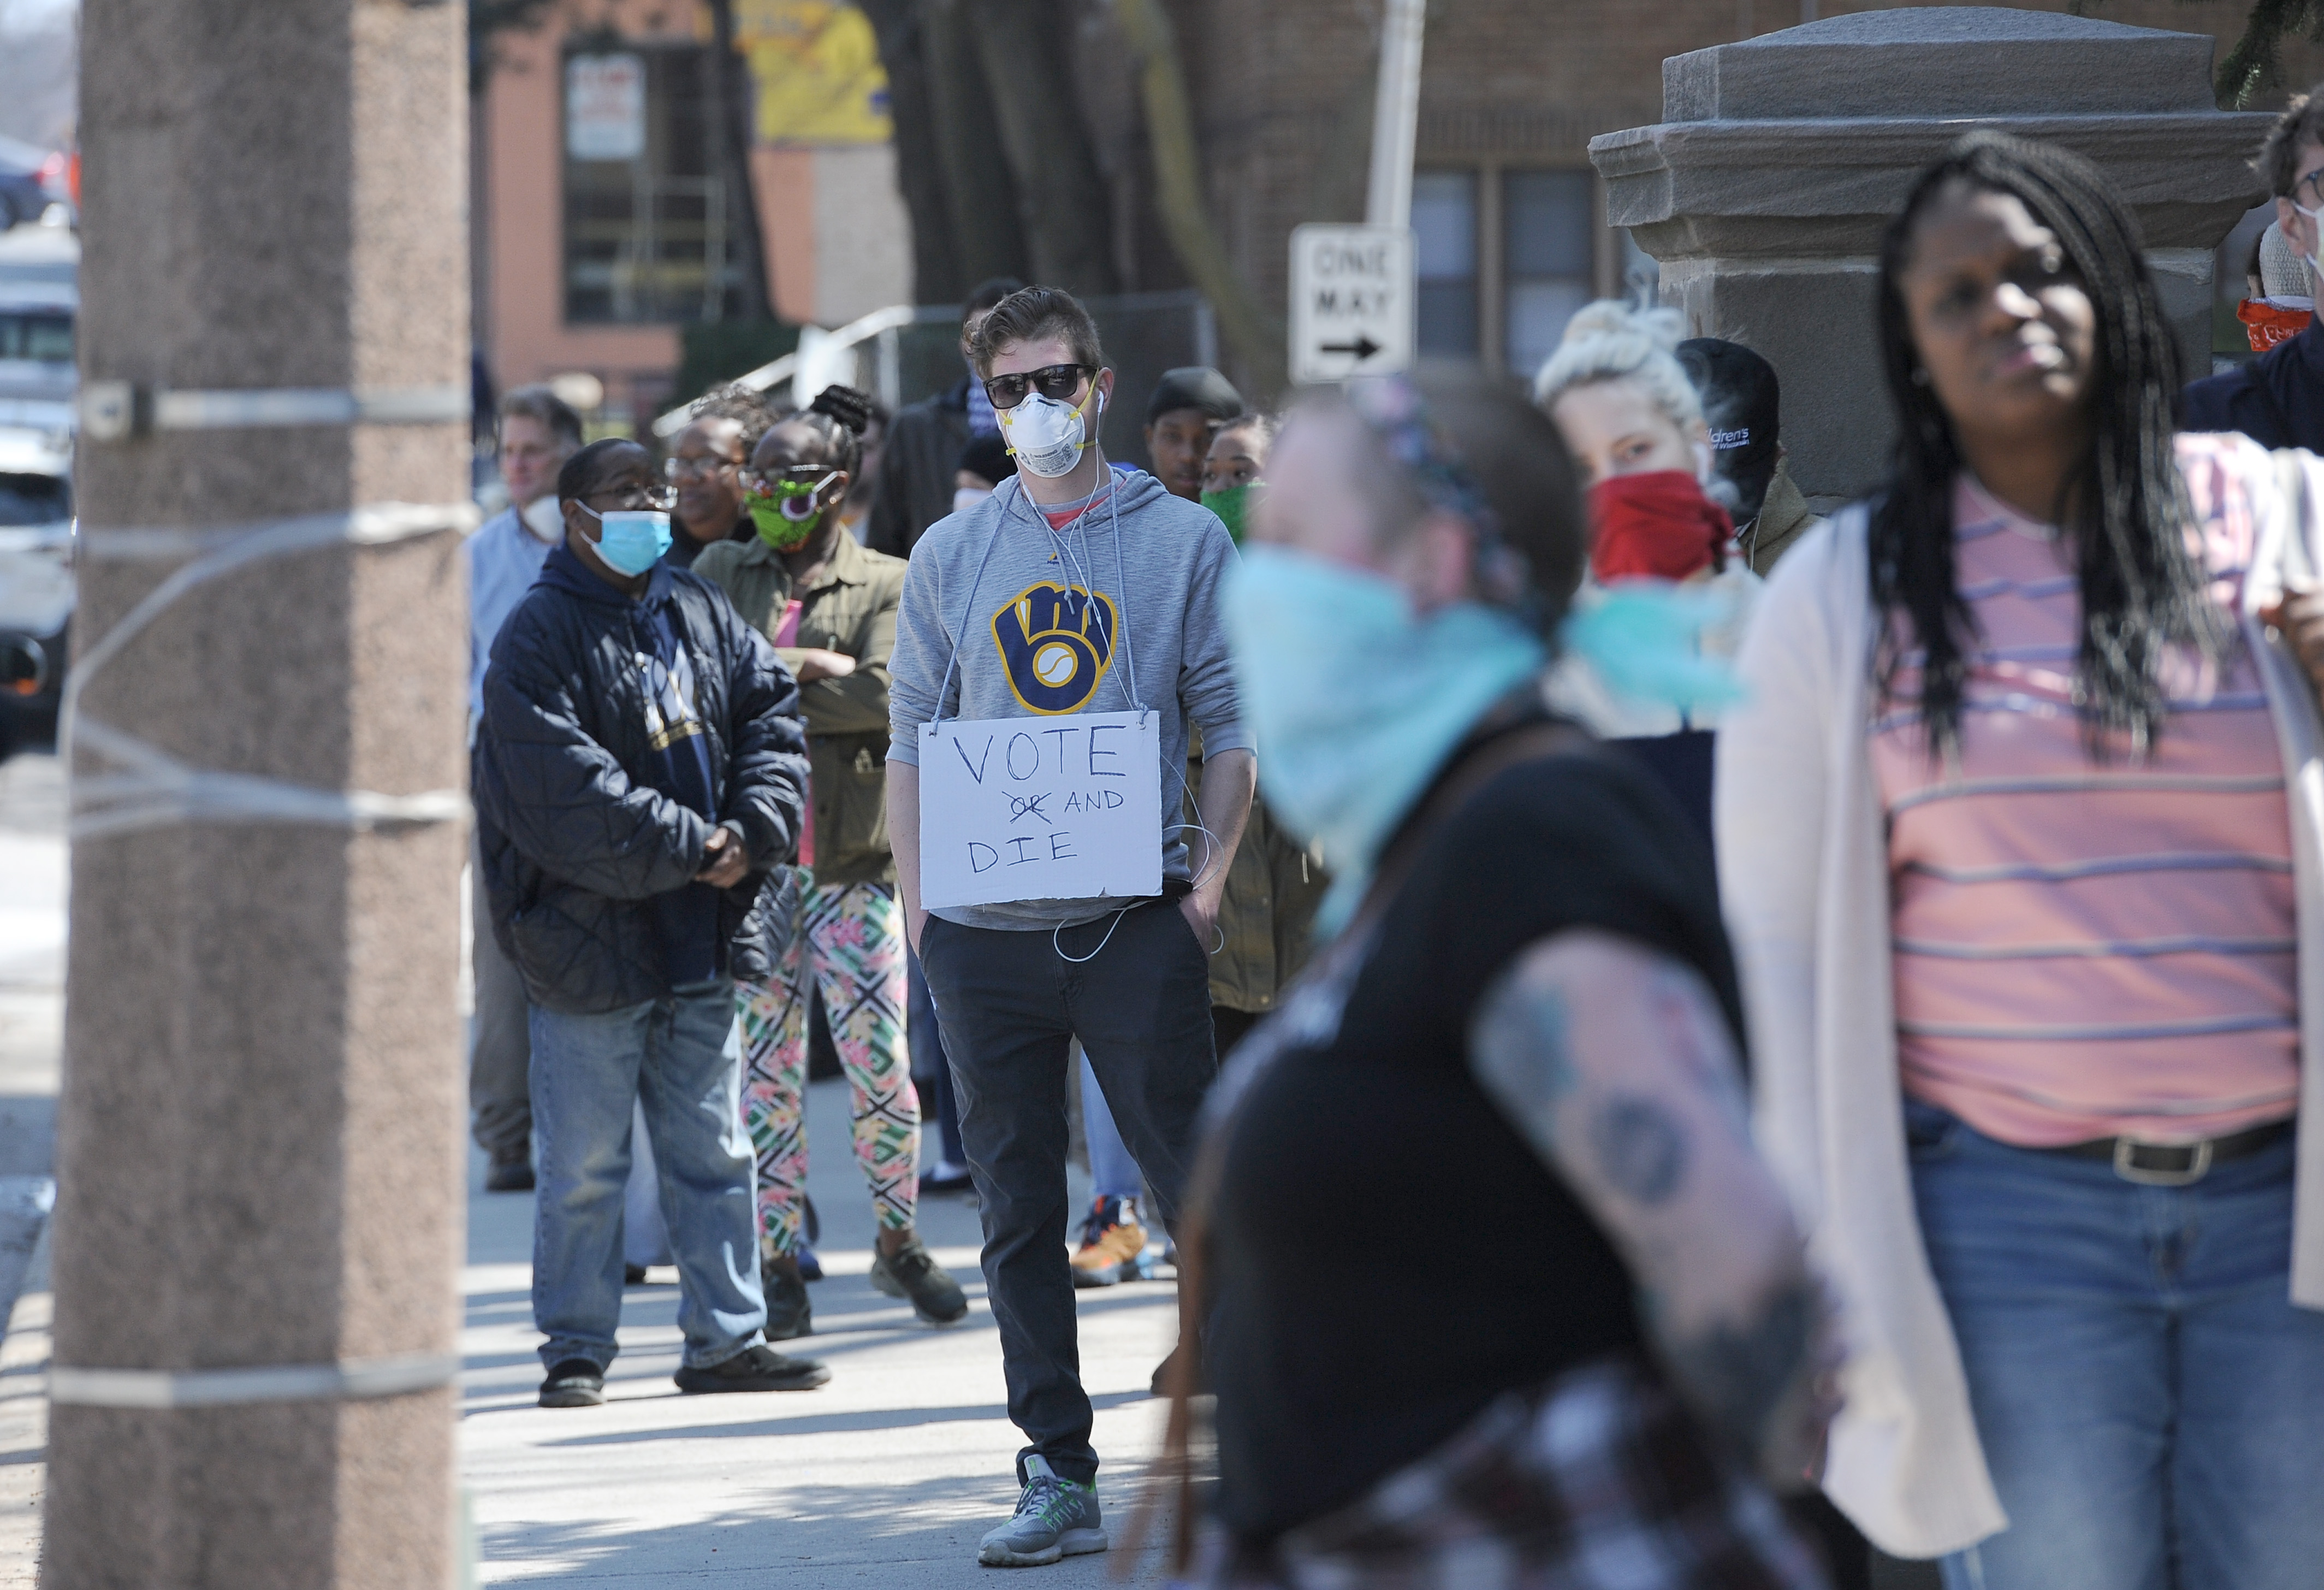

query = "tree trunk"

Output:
[[963, 0, 1120, 296], [919, 0, 1033, 293], [1113, 0, 1286, 397], [861, 0, 964, 303], [704, 0, 774, 321]]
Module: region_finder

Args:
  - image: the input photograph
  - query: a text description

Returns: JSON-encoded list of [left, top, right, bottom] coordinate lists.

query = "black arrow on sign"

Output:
[[1318, 334, 1383, 360]]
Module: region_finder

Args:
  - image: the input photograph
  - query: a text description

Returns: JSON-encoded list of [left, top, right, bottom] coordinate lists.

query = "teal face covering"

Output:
[[1224, 543, 1546, 937], [584, 507, 672, 576]]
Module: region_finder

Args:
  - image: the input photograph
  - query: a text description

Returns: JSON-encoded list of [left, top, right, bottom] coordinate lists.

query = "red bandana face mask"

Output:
[[1587, 470, 1734, 582]]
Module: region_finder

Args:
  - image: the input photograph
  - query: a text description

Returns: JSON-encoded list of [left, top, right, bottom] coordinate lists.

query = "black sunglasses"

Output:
[[982, 364, 1093, 411]]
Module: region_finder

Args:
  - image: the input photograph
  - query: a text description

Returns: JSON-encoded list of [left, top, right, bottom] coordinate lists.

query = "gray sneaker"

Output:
[[976, 1456, 1106, 1567]]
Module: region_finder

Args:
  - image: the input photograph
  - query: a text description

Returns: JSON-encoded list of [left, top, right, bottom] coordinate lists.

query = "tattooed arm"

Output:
[[1468, 928, 1834, 1491]]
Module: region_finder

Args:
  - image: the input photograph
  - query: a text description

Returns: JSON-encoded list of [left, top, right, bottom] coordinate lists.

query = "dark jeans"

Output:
[[919, 903, 1219, 1486]]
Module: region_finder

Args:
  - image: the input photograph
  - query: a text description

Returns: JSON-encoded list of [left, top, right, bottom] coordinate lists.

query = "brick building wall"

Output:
[[1175, 0, 2324, 386]]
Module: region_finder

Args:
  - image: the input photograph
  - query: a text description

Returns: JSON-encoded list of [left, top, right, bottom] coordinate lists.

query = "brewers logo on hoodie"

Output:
[[993, 581, 1119, 714]]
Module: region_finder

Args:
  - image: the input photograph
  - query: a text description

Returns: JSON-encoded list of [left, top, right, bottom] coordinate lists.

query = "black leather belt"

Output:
[[2046, 1119, 2292, 1186]]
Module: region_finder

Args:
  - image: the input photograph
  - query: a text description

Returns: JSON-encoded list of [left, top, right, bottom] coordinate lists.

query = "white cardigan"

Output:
[[1713, 436, 2324, 1559]]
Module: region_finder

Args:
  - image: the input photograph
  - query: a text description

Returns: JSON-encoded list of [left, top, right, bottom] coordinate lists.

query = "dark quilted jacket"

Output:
[[474, 547, 810, 1013]]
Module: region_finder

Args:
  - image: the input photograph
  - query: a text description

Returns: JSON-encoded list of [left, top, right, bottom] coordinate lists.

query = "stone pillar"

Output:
[[51, 3, 469, 1585], [1591, 7, 2271, 505]]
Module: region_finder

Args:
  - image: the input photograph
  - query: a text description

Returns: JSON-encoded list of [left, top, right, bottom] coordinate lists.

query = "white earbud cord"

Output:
[[1047, 407, 1226, 966]]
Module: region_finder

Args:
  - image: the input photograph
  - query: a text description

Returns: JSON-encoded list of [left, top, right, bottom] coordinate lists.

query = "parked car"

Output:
[[0, 136, 68, 232], [0, 427, 70, 759], [0, 226, 73, 438], [0, 225, 74, 759]]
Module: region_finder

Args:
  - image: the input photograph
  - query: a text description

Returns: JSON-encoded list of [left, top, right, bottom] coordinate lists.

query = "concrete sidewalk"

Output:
[[460, 1083, 1185, 1585], [0, 749, 1189, 1582]]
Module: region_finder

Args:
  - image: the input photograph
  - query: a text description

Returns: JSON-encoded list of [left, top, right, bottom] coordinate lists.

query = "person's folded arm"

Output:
[[477, 642, 709, 900], [720, 618, 809, 869], [1468, 929, 1837, 1491], [788, 584, 898, 737]]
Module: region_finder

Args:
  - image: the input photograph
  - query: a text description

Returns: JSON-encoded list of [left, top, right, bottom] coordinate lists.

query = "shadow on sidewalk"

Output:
[[476, 1474, 1180, 1587], [531, 1387, 1154, 1449]]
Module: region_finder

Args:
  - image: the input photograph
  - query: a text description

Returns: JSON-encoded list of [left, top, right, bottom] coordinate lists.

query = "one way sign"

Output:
[[1289, 224, 1415, 385]]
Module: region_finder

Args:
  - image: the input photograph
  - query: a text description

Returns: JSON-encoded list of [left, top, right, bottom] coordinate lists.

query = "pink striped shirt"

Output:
[[1871, 440, 2300, 1146]]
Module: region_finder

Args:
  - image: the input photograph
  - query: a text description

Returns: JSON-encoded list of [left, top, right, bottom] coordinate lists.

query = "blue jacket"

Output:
[[474, 546, 809, 1013], [2182, 320, 2324, 451]]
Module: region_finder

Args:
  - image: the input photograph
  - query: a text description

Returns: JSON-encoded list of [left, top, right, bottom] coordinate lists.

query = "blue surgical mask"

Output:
[[578, 505, 672, 576], [1225, 544, 1546, 936]]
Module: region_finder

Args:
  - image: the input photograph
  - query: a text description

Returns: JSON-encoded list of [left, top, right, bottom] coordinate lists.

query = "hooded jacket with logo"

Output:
[[474, 546, 810, 1012], [888, 469, 1250, 931]]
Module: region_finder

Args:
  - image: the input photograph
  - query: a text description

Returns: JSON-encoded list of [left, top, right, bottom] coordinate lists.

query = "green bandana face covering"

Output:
[[747, 471, 838, 552], [1201, 481, 1263, 544]]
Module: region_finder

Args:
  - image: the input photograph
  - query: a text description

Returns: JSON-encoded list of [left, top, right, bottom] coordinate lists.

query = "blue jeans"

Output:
[[529, 981, 765, 1371], [1906, 1097, 2324, 1590]]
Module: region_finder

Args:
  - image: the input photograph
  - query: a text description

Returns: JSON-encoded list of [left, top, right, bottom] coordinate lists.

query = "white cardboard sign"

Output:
[[918, 712, 1163, 909]]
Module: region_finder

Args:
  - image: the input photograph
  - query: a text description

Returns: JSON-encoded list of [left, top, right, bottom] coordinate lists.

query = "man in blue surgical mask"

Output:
[[473, 437, 829, 1409]]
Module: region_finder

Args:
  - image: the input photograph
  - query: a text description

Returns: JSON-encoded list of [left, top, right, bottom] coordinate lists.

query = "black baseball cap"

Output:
[[1146, 367, 1245, 425], [1677, 338, 1781, 524]]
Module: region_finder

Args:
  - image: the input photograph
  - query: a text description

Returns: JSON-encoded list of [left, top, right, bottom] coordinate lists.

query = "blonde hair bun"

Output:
[[1558, 299, 1685, 354], [1534, 297, 1704, 439]]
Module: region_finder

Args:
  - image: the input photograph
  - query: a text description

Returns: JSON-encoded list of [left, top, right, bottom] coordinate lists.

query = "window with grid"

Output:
[[562, 45, 749, 326], [1503, 170, 1594, 383], [1413, 171, 1480, 358]]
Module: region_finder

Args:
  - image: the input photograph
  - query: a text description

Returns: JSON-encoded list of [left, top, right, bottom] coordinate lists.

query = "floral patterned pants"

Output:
[[738, 873, 920, 1255]]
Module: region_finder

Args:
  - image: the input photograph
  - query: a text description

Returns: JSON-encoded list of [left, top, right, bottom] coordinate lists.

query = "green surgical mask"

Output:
[[1201, 481, 1264, 544]]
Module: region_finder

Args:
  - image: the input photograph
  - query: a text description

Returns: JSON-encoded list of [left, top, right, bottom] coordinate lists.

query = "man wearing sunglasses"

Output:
[[474, 437, 831, 1408], [886, 286, 1256, 1568], [2185, 90, 2324, 448]]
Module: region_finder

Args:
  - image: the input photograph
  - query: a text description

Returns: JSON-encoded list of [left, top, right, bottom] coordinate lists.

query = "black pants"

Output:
[[919, 902, 1219, 1486]]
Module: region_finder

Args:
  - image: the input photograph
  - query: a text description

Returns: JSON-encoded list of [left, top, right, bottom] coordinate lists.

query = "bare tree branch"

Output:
[[1111, 0, 1288, 397]]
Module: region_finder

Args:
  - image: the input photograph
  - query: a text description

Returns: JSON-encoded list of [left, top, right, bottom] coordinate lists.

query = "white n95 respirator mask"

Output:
[[1001, 390, 1094, 478], [520, 493, 565, 543]]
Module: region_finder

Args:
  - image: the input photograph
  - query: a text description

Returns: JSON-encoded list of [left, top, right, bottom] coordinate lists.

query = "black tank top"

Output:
[[1204, 742, 1745, 1544]]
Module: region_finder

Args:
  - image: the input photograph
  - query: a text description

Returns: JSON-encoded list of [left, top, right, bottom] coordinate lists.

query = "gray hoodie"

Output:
[[889, 468, 1249, 930]]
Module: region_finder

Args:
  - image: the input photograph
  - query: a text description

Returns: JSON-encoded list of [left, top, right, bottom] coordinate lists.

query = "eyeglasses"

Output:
[[981, 364, 1092, 411], [664, 454, 739, 482], [2297, 168, 2324, 208], [739, 465, 841, 493], [586, 482, 675, 511]]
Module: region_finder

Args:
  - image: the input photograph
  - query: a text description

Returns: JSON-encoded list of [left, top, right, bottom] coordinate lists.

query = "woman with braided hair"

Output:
[[695, 386, 969, 1338], [1720, 131, 2324, 1587]]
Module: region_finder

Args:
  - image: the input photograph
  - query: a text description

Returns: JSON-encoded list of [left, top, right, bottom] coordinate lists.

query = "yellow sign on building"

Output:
[[735, 0, 892, 145]]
